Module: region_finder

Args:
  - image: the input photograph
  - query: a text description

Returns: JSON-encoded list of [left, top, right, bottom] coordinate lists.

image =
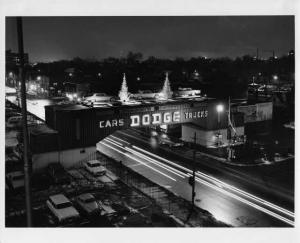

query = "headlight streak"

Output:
[[105, 137, 186, 178], [107, 135, 294, 225], [195, 171, 294, 218], [99, 141, 176, 181], [187, 173, 294, 227]]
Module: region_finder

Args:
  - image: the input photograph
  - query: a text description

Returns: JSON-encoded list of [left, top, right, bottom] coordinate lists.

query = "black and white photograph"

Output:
[[0, 0, 299, 242]]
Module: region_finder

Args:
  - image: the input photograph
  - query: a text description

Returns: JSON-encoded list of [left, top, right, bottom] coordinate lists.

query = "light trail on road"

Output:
[[105, 137, 187, 178], [100, 140, 176, 181], [195, 171, 294, 218], [101, 135, 294, 226], [110, 135, 294, 219], [188, 174, 294, 226]]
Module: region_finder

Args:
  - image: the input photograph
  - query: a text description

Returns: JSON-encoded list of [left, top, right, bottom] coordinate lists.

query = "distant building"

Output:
[[6, 49, 29, 67], [64, 82, 90, 97], [26, 74, 50, 96]]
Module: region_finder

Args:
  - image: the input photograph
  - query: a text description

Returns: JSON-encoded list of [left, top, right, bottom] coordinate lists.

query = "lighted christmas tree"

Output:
[[119, 73, 130, 102], [160, 72, 173, 99]]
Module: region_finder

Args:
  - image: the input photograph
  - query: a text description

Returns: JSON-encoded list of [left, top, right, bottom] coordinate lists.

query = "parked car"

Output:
[[6, 171, 25, 190], [6, 116, 22, 129], [83, 93, 116, 103], [75, 193, 100, 215], [5, 145, 22, 160], [130, 90, 159, 100], [46, 194, 80, 224], [111, 202, 130, 216], [98, 199, 116, 217], [5, 111, 22, 121], [170, 142, 184, 148], [6, 115, 37, 129], [84, 160, 106, 176], [46, 163, 71, 184]]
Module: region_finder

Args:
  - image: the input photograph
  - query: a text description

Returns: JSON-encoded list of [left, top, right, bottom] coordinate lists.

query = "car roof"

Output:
[[87, 160, 101, 165], [49, 194, 70, 204], [78, 193, 94, 200]]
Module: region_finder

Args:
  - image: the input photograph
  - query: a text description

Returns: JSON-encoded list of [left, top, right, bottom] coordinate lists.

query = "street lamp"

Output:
[[216, 104, 224, 147], [37, 76, 41, 81], [216, 104, 224, 123]]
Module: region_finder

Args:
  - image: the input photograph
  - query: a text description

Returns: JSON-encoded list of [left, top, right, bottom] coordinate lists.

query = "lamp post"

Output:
[[216, 104, 224, 123], [216, 104, 224, 146]]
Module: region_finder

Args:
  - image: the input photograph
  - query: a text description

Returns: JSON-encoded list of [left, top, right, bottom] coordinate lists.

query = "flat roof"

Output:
[[46, 97, 215, 112]]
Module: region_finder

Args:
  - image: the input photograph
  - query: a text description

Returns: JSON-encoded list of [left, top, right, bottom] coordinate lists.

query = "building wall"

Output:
[[45, 100, 228, 150], [32, 146, 96, 171], [237, 102, 272, 123], [182, 124, 227, 147], [182, 124, 245, 147], [234, 126, 245, 137]]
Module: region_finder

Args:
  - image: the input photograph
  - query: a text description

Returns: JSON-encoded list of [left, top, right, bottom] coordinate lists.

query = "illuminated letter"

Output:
[[163, 112, 172, 123], [112, 119, 118, 127], [205, 110, 208, 117], [99, 121, 105, 128], [119, 119, 124, 126], [184, 112, 189, 119], [130, 115, 140, 127], [152, 113, 162, 124], [105, 120, 112, 127], [173, 111, 180, 122], [142, 114, 150, 125]]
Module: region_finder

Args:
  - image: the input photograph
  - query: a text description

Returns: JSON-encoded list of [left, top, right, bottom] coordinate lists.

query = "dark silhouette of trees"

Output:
[[9, 51, 293, 98]]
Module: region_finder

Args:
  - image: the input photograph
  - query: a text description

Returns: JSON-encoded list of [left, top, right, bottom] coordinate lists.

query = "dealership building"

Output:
[[28, 98, 272, 170]]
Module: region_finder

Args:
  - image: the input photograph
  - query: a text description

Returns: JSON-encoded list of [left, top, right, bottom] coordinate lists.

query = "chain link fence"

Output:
[[96, 151, 229, 227]]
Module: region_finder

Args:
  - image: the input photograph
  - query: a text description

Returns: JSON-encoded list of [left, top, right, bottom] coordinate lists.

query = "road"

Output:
[[97, 131, 294, 227]]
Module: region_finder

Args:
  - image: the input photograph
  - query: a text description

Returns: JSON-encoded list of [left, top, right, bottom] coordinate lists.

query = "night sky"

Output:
[[5, 16, 294, 63]]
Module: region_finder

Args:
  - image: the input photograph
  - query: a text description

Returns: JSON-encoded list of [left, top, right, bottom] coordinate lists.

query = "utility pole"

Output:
[[188, 132, 196, 209], [17, 17, 32, 227], [191, 132, 196, 209], [186, 132, 197, 223]]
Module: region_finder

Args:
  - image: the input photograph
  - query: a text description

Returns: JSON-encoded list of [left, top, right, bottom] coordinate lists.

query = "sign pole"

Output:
[[192, 132, 196, 209]]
